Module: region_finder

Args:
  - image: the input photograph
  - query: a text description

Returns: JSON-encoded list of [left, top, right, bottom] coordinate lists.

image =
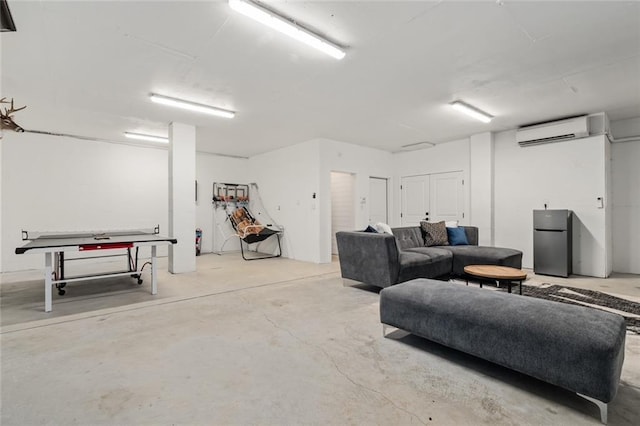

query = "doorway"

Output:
[[401, 171, 464, 225], [331, 171, 356, 255], [369, 177, 388, 225], [401, 175, 430, 225], [429, 171, 464, 223]]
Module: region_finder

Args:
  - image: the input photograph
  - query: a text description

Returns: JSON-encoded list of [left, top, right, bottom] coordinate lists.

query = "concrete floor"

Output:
[[1, 253, 639, 425]]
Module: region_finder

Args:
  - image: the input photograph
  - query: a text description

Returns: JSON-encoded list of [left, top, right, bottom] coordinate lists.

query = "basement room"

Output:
[[1, 1, 639, 425]]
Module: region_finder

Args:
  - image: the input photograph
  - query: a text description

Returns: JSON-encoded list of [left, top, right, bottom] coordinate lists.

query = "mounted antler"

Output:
[[1, 97, 27, 132]]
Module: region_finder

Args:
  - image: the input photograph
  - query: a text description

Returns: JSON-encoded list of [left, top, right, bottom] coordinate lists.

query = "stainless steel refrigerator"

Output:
[[533, 209, 573, 277]]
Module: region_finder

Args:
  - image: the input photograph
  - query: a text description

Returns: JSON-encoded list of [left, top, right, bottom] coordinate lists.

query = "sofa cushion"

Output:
[[375, 222, 393, 234], [397, 249, 452, 282], [403, 246, 453, 259], [363, 225, 378, 233], [420, 221, 449, 246], [447, 227, 469, 246], [436, 245, 523, 276], [393, 226, 425, 250], [460, 226, 478, 246]]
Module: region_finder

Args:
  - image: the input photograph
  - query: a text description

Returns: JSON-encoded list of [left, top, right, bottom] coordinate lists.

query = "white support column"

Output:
[[168, 122, 197, 274], [469, 132, 495, 246], [0, 137, 3, 273], [44, 252, 53, 312], [151, 245, 158, 294], [0, 63, 3, 273]]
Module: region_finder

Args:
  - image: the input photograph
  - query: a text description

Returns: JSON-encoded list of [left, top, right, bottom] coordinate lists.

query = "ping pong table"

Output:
[[15, 226, 177, 312]]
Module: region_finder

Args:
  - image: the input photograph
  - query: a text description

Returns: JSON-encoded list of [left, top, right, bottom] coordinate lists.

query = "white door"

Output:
[[430, 171, 464, 223], [401, 175, 430, 226], [331, 172, 356, 255], [369, 177, 388, 224]]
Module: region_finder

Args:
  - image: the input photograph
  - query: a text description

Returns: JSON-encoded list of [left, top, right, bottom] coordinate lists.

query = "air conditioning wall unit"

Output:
[[516, 116, 590, 147]]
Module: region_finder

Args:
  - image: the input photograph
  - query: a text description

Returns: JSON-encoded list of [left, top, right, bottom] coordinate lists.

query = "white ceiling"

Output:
[[2, 1, 639, 157]]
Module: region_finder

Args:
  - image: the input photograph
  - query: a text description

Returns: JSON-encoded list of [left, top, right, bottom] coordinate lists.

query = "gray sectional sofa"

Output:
[[336, 225, 522, 288]]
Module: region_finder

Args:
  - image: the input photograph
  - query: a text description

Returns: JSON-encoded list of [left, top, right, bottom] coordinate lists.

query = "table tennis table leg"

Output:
[[44, 252, 53, 312], [151, 245, 157, 295]]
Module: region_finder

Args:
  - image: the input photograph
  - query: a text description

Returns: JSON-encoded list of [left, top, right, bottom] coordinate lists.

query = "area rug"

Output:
[[452, 278, 640, 334], [520, 283, 640, 334]]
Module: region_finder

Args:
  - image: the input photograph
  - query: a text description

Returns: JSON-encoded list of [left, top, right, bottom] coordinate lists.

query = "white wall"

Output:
[[248, 140, 321, 263], [318, 139, 394, 263], [609, 117, 640, 274], [605, 138, 613, 275], [610, 140, 640, 274], [0, 134, 3, 271], [469, 133, 494, 245], [330, 172, 355, 254], [392, 120, 637, 277], [392, 139, 471, 228], [611, 116, 640, 139], [168, 122, 196, 273], [1, 132, 169, 272], [196, 153, 248, 254], [494, 133, 611, 277], [4, 120, 633, 275], [247, 139, 393, 264]]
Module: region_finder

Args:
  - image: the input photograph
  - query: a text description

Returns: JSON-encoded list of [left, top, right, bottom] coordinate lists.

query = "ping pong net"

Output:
[[21, 225, 161, 241]]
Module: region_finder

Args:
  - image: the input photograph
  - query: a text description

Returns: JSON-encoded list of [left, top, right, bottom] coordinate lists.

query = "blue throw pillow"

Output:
[[447, 227, 469, 245], [363, 225, 378, 233]]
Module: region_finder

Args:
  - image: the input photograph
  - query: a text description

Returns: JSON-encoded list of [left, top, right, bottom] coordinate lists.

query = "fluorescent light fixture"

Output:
[[124, 132, 169, 143], [228, 0, 346, 60], [150, 94, 235, 119], [450, 101, 493, 123], [401, 141, 435, 151]]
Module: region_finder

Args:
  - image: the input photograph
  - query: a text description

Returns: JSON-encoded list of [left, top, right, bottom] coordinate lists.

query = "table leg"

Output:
[[44, 252, 53, 312], [519, 280, 523, 295], [151, 245, 157, 295]]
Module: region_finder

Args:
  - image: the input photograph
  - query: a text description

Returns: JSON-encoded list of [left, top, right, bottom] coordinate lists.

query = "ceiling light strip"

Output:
[[150, 94, 235, 119], [124, 132, 169, 143], [450, 101, 493, 123], [228, 0, 345, 60], [401, 141, 435, 151]]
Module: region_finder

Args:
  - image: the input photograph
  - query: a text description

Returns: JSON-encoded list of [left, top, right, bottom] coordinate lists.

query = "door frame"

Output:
[[369, 176, 389, 225]]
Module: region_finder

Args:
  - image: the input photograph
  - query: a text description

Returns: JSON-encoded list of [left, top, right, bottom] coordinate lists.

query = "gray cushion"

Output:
[[397, 249, 452, 282], [460, 226, 478, 246], [393, 226, 425, 250], [435, 245, 522, 275], [380, 279, 626, 403]]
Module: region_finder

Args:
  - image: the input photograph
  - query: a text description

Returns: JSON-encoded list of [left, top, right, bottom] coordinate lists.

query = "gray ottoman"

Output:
[[380, 279, 626, 423]]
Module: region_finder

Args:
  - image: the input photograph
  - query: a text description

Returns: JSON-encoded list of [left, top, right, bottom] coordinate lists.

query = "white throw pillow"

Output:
[[375, 222, 393, 234], [445, 220, 459, 228]]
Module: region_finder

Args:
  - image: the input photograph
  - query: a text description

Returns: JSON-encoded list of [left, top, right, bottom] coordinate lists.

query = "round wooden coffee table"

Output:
[[463, 265, 527, 295]]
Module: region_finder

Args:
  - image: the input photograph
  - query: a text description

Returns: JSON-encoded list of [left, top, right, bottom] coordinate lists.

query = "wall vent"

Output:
[[516, 116, 589, 147]]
